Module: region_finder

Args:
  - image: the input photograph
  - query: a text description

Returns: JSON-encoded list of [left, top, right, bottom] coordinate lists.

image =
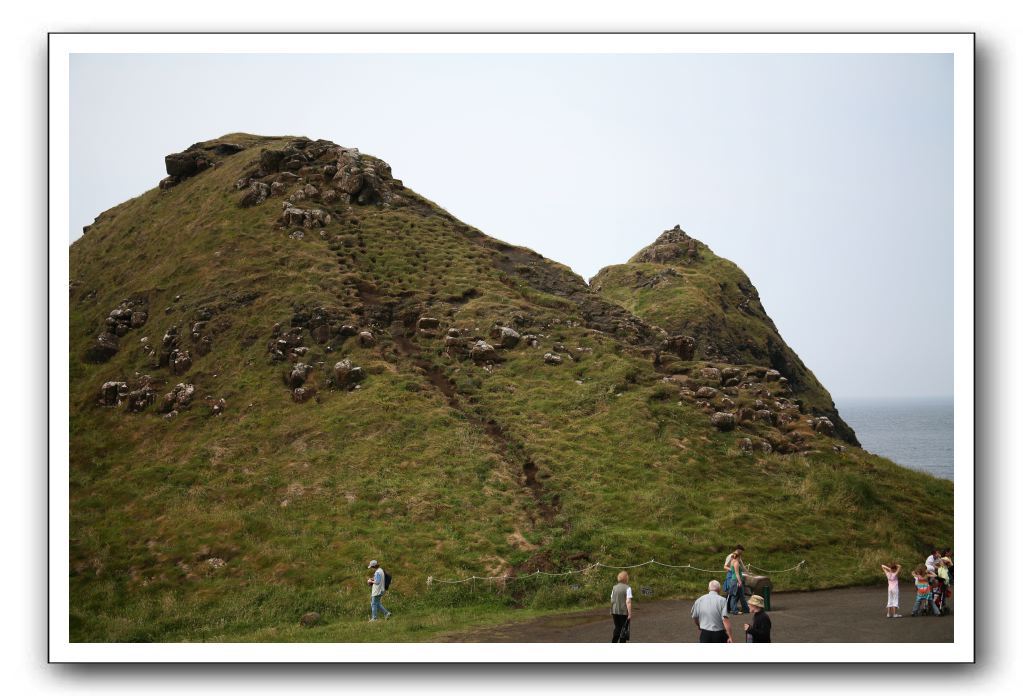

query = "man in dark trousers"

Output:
[[691, 579, 733, 643]]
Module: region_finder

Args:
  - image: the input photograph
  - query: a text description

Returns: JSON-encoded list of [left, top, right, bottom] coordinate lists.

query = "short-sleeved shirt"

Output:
[[926, 555, 939, 573], [372, 568, 385, 597], [691, 591, 729, 631]]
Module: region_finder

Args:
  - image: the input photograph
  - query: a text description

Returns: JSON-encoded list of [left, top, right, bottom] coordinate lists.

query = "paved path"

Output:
[[444, 582, 953, 643]]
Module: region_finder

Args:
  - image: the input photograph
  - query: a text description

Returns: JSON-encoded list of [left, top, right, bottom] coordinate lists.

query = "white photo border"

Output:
[[49, 31, 974, 663]]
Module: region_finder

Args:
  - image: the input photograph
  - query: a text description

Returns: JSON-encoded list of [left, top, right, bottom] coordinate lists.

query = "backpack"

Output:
[[383, 570, 392, 591]]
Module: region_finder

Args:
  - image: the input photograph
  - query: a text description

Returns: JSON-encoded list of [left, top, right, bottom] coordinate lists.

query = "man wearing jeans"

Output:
[[691, 580, 733, 643], [367, 559, 391, 621]]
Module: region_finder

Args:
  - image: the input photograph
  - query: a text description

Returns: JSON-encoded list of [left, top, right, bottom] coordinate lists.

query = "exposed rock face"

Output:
[[661, 335, 696, 360]]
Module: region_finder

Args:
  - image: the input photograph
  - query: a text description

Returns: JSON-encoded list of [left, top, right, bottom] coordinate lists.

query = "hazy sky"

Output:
[[69, 52, 953, 401]]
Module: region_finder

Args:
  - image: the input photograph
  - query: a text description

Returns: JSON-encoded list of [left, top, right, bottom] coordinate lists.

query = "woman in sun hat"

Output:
[[743, 594, 772, 642]]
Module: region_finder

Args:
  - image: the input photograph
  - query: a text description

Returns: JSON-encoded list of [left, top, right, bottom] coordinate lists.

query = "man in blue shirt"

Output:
[[367, 559, 392, 621]]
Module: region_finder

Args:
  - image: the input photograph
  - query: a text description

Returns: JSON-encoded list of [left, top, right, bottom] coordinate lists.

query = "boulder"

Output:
[[543, 352, 563, 365], [310, 324, 331, 344], [358, 331, 376, 347], [99, 381, 128, 407], [737, 407, 755, 423], [710, 412, 736, 431], [700, 367, 722, 383], [300, 612, 320, 628], [125, 387, 156, 413], [303, 184, 319, 198], [285, 363, 312, 388], [211, 398, 227, 416], [160, 383, 195, 413], [811, 417, 835, 436], [695, 386, 718, 399], [260, 148, 287, 174], [339, 324, 359, 337], [196, 335, 213, 356], [158, 176, 179, 190], [171, 350, 192, 375], [85, 333, 119, 363], [270, 181, 287, 197], [240, 181, 271, 207], [738, 437, 753, 453], [764, 369, 782, 382], [417, 317, 441, 331], [755, 409, 777, 425], [661, 335, 696, 360], [497, 326, 520, 349], [470, 340, 497, 363], [165, 151, 209, 178], [721, 367, 742, 382], [333, 359, 365, 389], [292, 387, 317, 403]]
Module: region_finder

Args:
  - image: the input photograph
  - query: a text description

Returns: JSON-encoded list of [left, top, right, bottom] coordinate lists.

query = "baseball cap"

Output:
[[368, 560, 379, 568]]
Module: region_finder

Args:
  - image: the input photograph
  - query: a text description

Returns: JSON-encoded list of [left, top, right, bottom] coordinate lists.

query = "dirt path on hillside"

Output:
[[442, 582, 954, 643]]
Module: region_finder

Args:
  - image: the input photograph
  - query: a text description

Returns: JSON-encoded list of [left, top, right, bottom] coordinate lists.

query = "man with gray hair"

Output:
[[691, 579, 733, 643]]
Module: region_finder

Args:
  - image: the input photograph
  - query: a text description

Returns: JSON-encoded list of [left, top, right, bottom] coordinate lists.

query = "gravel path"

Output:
[[444, 582, 954, 643]]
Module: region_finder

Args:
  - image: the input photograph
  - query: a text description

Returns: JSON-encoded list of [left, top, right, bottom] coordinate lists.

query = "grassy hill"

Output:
[[68, 135, 952, 642]]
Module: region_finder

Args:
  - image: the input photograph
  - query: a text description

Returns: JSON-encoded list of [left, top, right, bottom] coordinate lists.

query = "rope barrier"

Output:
[[427, 558, 807, 586]]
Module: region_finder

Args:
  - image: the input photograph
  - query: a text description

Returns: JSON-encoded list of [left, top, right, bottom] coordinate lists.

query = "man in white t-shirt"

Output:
[[925, 549, 941, 575], [367, 559, 392, 621]]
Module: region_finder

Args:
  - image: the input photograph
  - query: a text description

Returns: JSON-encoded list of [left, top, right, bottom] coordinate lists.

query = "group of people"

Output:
[[610, 544, 772, 644], [881, 547, 953, 618]]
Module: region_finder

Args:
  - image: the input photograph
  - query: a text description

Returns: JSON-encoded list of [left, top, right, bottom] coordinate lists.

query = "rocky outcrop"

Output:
[[161, 140, 244, 188], [279, 203, 331, 229]]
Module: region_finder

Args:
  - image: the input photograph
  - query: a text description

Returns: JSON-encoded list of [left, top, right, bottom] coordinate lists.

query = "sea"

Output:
[[837, 398, 954, 481]]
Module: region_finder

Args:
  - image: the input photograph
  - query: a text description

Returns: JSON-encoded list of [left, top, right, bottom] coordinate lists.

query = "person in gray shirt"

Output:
[[691, 579, 733, 643]]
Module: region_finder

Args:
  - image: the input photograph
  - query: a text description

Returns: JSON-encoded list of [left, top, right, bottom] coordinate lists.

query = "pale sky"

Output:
[[69, 52, 953, 401]]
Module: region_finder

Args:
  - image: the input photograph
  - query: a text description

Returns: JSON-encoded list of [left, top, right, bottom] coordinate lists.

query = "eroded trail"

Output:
[[389, 331, 561, 526]]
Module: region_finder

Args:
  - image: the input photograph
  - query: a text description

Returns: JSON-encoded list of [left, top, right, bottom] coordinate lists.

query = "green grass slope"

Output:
[[68, 135, 951, 641]]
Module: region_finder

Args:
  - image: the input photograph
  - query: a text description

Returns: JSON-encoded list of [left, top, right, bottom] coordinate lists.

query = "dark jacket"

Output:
[[746, 611, 772, 643]]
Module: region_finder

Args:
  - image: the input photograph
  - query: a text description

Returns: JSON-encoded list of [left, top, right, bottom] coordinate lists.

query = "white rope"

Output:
[[427, 558, 807, 585], [747, 560, 807, 574]]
